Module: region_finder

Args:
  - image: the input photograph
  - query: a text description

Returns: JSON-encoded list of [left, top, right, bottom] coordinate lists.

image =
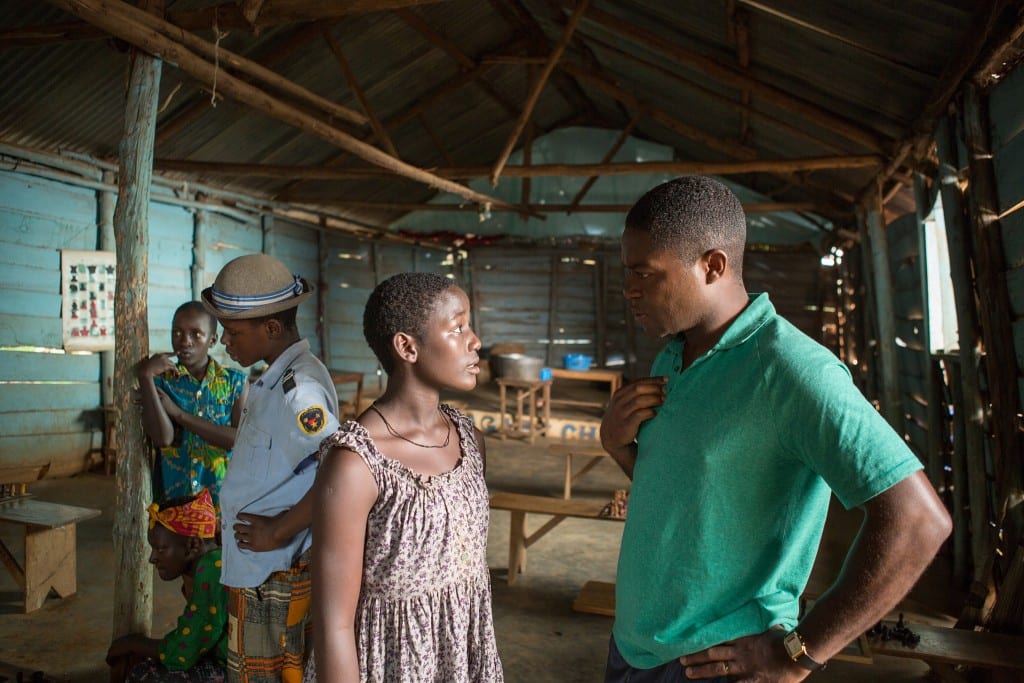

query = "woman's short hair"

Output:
[[363, 272, 459, 374]]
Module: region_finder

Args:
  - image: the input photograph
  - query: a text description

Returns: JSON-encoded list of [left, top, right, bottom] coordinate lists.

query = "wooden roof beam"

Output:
[[45, 0, 513, 211], [581, 4, 890, 153], [567, 112, 641, 213], [320, 24, 399, 157], [293, 200, 821, 215], [153, 154, 882, 179], [490, 0, 590, 186], [155, 21, 330, 148], [0, 0, 447, 48]]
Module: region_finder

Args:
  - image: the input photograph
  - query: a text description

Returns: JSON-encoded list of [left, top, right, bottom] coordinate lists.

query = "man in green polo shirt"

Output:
[[600, 176, 951, 682]]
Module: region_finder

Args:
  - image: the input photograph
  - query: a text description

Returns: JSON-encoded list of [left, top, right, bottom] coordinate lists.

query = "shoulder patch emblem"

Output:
[[297, 406, 326, 435]]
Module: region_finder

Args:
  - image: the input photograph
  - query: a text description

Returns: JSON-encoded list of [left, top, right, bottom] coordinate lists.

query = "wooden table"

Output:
[[496, 378, 551, 444], [329, 369, 365, 419], [0, 497, 101, 613], [549, 368, 623, 412]]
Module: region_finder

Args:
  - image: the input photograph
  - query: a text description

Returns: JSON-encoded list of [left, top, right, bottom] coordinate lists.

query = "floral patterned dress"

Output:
[[304, 404, 503, 683]]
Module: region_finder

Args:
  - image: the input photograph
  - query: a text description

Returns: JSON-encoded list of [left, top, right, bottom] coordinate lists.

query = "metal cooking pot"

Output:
[[490, 353, 545, 381]]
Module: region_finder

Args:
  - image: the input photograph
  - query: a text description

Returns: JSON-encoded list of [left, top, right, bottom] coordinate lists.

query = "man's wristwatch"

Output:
[[783, 630, 825, 671]]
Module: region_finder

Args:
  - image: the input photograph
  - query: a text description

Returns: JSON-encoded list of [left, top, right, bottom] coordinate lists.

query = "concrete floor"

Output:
[[0, 384, 960, 682]]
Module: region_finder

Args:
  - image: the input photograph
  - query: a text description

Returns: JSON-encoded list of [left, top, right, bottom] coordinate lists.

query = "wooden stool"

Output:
[[496, 378, 551, 444], [330, 369, 365, 419]]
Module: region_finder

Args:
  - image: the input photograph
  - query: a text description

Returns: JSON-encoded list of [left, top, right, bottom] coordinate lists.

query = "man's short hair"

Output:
[[173, 301, 218, 336], [363, 272, 459, 374], [625, 176, 747, 274]]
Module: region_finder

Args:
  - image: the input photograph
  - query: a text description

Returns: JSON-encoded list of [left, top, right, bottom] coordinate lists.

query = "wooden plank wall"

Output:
[[321, 234, 454, 399], [988, 62, 1024, 411], [0, 174, 102, 475]]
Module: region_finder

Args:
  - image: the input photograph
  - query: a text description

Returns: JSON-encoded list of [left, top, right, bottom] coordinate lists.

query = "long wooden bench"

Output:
[[489, 491, 624, 585], [547, 442, 611, 499], [0, 465, 102, 613], [867, 621, 1024, 680]]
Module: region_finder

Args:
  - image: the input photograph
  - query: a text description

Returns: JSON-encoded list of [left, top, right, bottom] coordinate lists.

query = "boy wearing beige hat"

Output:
[[202, 253, 340, 683]]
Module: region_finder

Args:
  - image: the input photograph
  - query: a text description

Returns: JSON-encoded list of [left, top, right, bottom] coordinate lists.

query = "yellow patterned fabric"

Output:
[[149, 488, 218, 538]]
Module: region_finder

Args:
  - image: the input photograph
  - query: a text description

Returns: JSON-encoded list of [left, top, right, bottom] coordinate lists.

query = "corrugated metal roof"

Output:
[[0, 0, 1014, 236]]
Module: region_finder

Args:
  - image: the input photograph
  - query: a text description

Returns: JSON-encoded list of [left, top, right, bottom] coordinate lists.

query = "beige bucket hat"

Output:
[[201, 253, 313, 320]]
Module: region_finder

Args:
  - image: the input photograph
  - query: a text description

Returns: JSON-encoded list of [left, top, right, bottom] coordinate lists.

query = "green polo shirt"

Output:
[[613, 293, 922, 667]]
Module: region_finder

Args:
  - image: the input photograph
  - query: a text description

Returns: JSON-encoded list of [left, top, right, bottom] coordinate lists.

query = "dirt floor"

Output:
[[0, 379, 962, 682]]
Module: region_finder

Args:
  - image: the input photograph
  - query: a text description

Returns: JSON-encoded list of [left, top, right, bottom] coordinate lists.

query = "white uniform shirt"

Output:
[[219, 339, 340, 588]]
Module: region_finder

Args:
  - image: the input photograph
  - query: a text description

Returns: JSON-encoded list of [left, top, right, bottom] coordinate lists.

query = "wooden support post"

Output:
[[98, 171, 116, 409], [490, 0, 590, 186], [935, 114, 995, 577], [861, 186, 903, 430], [192, 206, 209, 300], [110, 0, 160, 640]]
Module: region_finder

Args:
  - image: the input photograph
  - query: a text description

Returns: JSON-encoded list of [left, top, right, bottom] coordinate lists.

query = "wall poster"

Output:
[[61, 249, 116, 352]]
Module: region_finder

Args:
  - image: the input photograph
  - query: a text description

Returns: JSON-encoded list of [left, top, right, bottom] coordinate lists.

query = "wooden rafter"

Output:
[[490, 0, 590, 186], [274, 35, 534, 198], [560, 63, 758, 161], [45, 0, 513, 211], [153, 155, 881, 179], [155, 21, 329, 148], [320, 24, 398, 157], [581, 4, 889, 153], [859, 0, 1019, 203], [567, 112, 640, 213], [95, 4, 368, 131], [299, 200, 821, 215], [418, 114, 454, 166], [394, 8, 521, 118], [565, 35, 847, 155], [501, 0, 602, 120], [0, 0, 448, 47]]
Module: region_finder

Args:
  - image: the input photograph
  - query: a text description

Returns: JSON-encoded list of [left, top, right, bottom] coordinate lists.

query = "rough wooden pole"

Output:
[[111, 1, 161, 640], [97, 171, 116, 408], [490, 0, 590, 186], [192, 205, 208, 300], [913, 174, 943, 487], [862, 185, 903, 430]]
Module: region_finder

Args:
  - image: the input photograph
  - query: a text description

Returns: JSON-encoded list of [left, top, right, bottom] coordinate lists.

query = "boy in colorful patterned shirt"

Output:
[[138, 301, 248, 510]]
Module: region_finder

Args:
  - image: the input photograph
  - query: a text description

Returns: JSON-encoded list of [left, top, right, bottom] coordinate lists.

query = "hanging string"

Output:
[[210, 13, 228, 107]]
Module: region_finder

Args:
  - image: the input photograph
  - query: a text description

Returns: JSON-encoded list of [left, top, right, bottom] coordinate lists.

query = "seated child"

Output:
[[106, 489, 228, 683]]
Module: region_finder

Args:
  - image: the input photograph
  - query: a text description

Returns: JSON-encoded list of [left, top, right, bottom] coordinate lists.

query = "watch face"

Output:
[[783, 632, 804, 658]]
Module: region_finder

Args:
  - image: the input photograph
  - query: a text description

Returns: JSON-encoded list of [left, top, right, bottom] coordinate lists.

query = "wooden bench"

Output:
[[547, 442, 611, 498], [0, 466, 101, 613], [489, 491, 623, 585], [867, 621, 1024, 680]]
